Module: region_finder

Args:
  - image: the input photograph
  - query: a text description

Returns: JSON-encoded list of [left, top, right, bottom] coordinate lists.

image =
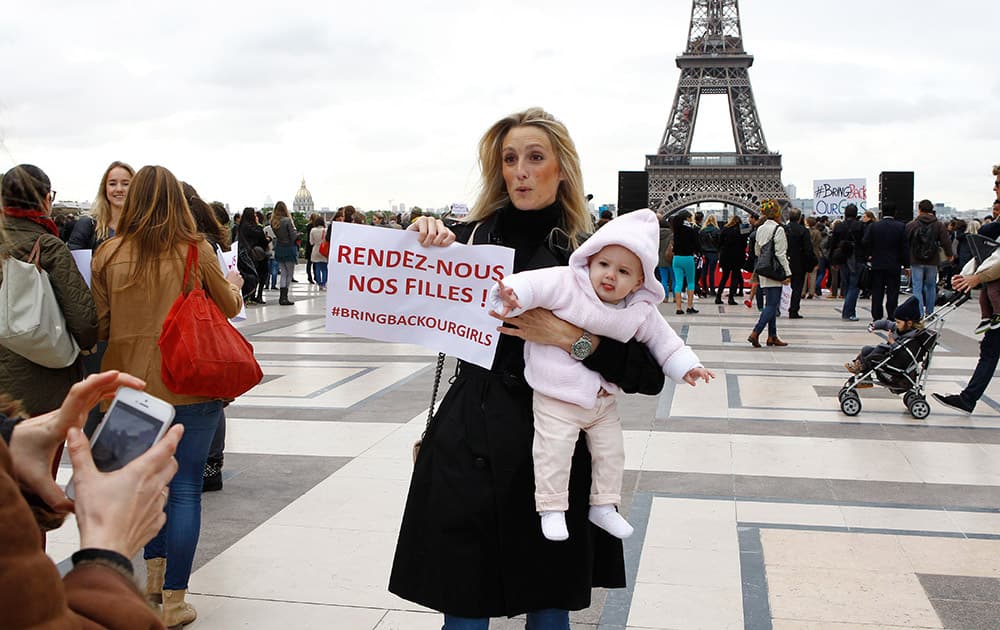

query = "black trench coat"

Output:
[[388, 206, 664, 618]]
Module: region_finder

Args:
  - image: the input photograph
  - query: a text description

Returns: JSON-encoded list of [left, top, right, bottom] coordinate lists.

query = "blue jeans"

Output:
[[145, 400, 223, 590], [443, 609, 569, 630], [657, 265, 674, 296], [911, 264, 938, 316], [960, 327, 1000, 408], [313, 261, 328, 287], [268, 258, 279, 288], [753, 286, 782, 337], [841, 264, 862, 318]]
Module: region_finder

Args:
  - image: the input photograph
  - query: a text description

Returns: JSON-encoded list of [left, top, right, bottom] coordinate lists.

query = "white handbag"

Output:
[[0, 237, 80, 368]]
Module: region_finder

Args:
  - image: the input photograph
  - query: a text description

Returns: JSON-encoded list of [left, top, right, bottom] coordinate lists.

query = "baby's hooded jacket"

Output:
[[487, 209, 702, 408]]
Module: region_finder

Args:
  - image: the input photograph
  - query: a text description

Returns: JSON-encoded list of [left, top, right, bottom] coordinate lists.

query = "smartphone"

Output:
[[65, 387, 175, 500]]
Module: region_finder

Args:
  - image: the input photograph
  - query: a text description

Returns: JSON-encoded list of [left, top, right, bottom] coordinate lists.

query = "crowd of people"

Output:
[[0, 113, 997, 630]]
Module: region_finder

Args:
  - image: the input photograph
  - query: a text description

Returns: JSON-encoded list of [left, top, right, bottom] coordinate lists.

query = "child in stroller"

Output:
[[844, 297, 923, 382], [839, 296, 937, 419]]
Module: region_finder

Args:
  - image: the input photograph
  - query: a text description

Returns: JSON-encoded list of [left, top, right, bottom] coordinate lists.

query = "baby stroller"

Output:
[[838, 290, 971, 419]]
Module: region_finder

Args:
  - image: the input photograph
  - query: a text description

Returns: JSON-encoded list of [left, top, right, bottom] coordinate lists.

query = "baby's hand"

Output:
[[496, 278, 521, 317], [682, 367, 715, 386]]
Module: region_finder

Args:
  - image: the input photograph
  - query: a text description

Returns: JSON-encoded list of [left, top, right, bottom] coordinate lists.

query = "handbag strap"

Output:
[[422, 219, 487, 435], [181, 243, 201, 293], [27, 237, 42, 270]]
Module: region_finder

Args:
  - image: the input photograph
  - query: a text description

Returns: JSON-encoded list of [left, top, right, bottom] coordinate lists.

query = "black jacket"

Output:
[[672, 223, 701, 256], [784, 221, 816, 275], [718, 224, 748, 270], [828, 217, 866, 264], [863, 217, 907, 270], [389, 205, 664, 617]]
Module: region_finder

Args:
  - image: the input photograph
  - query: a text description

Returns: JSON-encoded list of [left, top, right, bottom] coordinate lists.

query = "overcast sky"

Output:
[[1, 0, 996, 214]]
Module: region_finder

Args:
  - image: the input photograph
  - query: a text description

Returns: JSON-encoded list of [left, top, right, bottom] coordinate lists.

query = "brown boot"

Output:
[[145, 557, 165, 606], [747, 331, 761, 348], [766, 336, 788, 347], [162, 589, 197, 629]]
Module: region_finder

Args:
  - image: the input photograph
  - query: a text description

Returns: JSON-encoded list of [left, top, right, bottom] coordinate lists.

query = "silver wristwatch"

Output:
[[571, 331, 594, 360]]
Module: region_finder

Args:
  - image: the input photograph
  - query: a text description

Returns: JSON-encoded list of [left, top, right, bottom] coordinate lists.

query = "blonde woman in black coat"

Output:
[[390, 108, 664, 629]]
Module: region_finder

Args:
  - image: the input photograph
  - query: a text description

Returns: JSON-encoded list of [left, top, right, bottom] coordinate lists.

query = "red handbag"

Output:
[[159, 244, 263, 398]]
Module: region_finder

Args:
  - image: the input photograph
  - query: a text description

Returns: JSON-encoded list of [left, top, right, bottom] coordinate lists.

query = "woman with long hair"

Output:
[[270, 201, 298, 306], [717, 214, 748, 305], [390, 108, 664, 629], [68, 161, 134, 251], [238, 207, 269, 305], [67, 161, 135, 434], [91, 165, 243, 627], [183, 183, 231, 492], [699, 214, 721, 297], [304, 213, 318, 283]]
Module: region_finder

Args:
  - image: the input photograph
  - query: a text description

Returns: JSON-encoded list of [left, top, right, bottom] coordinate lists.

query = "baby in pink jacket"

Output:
[[488, 209, 714, 541]]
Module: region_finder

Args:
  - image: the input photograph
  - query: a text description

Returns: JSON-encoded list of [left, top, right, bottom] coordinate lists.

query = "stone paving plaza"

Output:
[[49, 270, 1000, 629]]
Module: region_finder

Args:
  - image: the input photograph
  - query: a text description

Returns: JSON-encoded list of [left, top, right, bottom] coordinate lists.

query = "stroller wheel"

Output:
[[909, 397, 931, 420], [840, 392, 862, 416], [903, 392, 916, 407], [838, 387, 849, 401]]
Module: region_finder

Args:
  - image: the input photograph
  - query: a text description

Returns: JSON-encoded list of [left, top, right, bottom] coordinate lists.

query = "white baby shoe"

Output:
[[588, 505, 634, 539], [540, 511, 569, 541]]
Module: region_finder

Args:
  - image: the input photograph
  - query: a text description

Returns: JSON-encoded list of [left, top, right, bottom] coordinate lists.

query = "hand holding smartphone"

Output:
[[65, 387, 175, 500]]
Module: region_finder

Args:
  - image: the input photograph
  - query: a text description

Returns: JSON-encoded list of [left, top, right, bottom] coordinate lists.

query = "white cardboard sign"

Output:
[[325, 222, 514, 369], [70, 249, 92, 287], [218, 243, 247, 322]]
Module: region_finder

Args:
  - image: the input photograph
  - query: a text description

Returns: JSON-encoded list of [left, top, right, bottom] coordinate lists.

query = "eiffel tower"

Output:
[[647, 0, 787, 217]]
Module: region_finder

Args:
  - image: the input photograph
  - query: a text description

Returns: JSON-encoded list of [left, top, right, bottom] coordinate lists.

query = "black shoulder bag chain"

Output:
[[411, 221, 484, 463]]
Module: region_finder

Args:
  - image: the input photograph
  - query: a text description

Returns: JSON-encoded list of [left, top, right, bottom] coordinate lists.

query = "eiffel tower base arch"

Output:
[[648, 162, 787, 219]]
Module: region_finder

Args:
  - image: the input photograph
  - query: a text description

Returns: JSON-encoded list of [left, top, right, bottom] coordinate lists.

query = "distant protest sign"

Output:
[[813, 178, 867, 217], [325, 222, 514, 369]]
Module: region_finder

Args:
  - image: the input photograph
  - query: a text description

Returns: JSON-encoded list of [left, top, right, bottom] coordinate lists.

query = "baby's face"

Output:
[[588, 244, 644, 303]]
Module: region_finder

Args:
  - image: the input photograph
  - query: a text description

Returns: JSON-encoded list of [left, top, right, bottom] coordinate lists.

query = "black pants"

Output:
[[718, 266, 740, 298], [254, 260, 269, 301], [869, 268, 901, 322], [789, 271, 806, 316], [961, 328, 1000, 407]]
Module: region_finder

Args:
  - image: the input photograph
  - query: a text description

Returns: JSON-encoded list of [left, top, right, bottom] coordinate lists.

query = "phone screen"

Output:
[[90, 402, 165, 473]]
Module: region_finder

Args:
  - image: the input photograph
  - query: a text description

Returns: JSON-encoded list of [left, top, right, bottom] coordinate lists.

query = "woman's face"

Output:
[[501, 125, 563, 211], [105, 167, 131, 212]]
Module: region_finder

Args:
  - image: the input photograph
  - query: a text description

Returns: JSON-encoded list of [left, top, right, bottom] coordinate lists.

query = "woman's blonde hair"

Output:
[[270, 201, 290, 230], [90, 161, 135, 241], [704, 215, 718, 228], [466, 107, 590, 247], [109, 165, 201, 287]]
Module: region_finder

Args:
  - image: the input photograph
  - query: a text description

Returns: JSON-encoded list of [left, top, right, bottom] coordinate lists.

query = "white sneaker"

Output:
[[540, 511, 569, 541], [588, 505, 634, 539]]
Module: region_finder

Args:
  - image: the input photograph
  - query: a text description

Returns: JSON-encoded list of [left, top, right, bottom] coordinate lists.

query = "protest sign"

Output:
[[219, 243, 247, 322], [813, 178, 867, 217], [70, 249, 92, 287], [326, 222, 514, 369]]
